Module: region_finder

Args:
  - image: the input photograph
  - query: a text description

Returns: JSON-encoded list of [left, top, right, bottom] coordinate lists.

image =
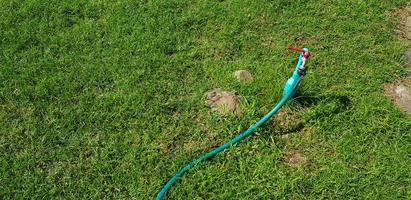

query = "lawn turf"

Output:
[[1, 0, 411, 199]]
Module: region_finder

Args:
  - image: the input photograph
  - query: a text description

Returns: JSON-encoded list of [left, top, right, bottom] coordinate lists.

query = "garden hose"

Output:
[[156, 47, 310, 200]]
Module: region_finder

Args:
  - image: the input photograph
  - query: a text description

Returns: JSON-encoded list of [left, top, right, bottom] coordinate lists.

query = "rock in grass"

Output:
[[234, 70, 253, 81], [205, 89, 241, 113], [394, 84, 411, 114], [385, 80, 411, 115]]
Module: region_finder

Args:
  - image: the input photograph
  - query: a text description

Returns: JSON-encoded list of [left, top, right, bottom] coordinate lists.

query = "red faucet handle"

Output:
[[287, 45, 304, 52], [288, 45, 311, 59]]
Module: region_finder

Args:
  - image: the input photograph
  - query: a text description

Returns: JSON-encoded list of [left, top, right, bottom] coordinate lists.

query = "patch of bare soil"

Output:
[[282, 150, 308, 168], [393, 7, 411, 39], [385, 7, 411, 116]]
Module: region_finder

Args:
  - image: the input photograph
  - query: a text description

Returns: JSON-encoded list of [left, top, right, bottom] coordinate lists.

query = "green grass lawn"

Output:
[[1, 0, 411, 199]]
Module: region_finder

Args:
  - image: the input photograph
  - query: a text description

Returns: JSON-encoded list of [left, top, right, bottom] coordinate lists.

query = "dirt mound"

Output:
[[205, 89, 241, 114]]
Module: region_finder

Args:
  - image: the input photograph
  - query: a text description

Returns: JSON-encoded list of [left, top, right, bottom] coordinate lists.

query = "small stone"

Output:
[[234, 70, 253, 81], [205, 89, 241, 113], [394, 84, 411, 114], [385, 80, 411, 115]]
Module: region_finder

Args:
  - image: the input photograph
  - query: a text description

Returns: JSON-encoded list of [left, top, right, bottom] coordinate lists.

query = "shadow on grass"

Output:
[[257, 92, 352, 139]]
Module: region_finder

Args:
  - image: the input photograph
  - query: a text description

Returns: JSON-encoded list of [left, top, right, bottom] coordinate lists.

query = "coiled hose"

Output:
[[156, 48, 309, 199]]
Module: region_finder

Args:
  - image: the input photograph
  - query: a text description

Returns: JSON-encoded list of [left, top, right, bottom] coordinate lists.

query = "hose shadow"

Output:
[[292, 91, 352, 111], [260, 92, 352, 139]]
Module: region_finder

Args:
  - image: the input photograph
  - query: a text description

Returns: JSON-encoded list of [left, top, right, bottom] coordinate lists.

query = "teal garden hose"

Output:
[[156, 47, 311, 199]]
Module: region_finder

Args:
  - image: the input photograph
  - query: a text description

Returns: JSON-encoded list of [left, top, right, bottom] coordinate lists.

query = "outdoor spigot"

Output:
[[288, 45, 310, 75], [283, 46, 311, 96]]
